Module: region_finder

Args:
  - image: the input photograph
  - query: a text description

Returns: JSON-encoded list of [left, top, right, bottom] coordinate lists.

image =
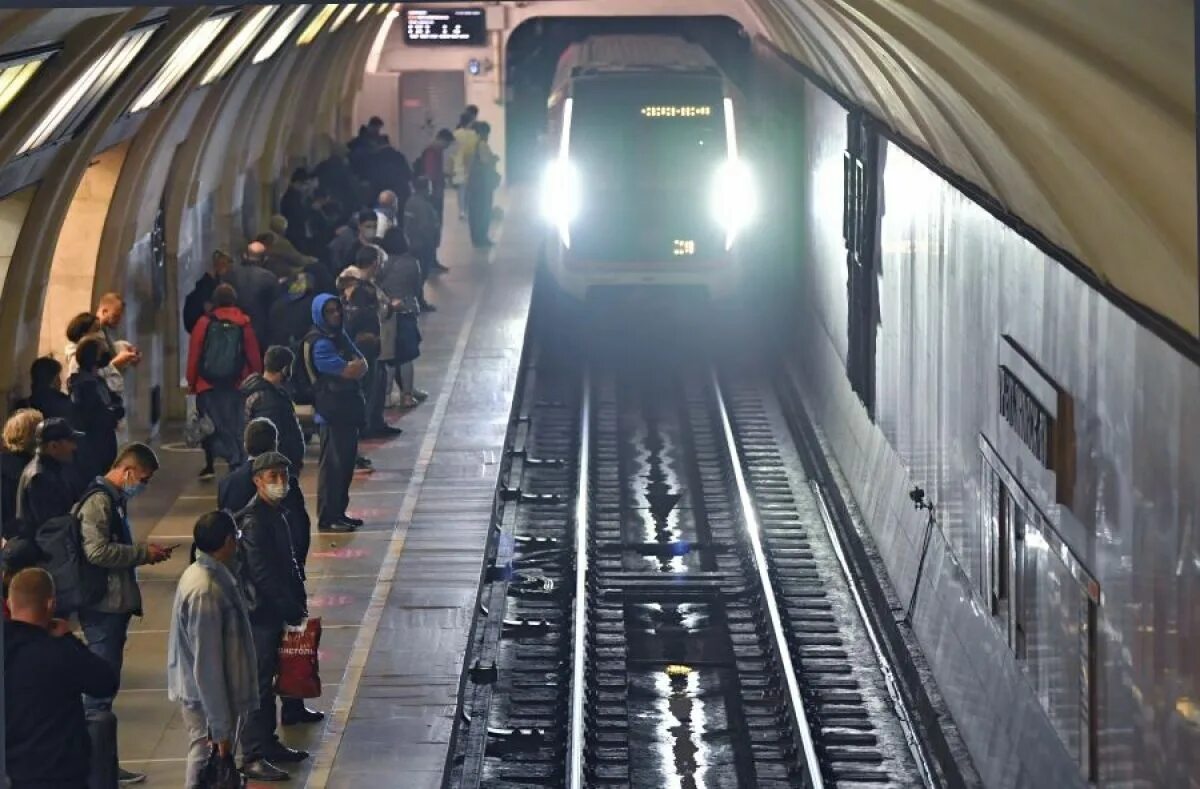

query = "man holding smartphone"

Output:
[[77, 442, 172, 785]]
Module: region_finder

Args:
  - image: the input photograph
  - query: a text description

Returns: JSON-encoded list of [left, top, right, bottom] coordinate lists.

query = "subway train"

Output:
[[538, 35, 754, 303]]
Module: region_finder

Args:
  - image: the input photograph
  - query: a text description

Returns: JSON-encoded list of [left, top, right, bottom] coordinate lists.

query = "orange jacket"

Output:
[[186, 306, 262, 394]]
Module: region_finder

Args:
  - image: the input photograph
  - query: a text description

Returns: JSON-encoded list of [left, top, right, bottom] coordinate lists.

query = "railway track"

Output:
[[446, 339, 930, 788]]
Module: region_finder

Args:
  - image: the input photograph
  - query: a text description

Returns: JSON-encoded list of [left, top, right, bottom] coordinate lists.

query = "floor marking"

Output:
[[304, 283, 486, 789]]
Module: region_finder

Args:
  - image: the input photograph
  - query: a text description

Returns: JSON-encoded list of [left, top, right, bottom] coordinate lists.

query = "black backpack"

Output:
[[288, 334, 319, 406], [35, 485, 113, 616], [199, 318, 244, 384]]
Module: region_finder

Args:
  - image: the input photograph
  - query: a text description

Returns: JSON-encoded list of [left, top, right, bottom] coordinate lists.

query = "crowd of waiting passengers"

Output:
[[0, 108, 500, 787]]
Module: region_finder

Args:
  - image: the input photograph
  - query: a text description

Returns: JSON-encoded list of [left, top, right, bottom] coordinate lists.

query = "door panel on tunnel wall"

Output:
[[399, 71, 465, 161]]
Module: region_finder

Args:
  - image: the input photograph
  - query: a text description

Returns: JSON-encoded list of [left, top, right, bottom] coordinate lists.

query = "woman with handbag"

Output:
[[167, 511, 258, 787]]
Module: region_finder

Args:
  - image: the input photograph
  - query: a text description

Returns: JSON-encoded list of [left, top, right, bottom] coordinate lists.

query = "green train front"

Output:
[[541, 69, 754, 302]]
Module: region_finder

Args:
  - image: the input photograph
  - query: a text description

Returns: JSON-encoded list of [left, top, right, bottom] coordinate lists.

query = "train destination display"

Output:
[[404, 8, 487, 46]]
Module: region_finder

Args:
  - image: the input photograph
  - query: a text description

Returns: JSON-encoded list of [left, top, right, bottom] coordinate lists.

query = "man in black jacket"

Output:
[[183, 250, 231, 335], [15, 417, 84, 533], [243, 347, 306, 471], [5, 567, 119, 789], [236, 452, 312, 781]]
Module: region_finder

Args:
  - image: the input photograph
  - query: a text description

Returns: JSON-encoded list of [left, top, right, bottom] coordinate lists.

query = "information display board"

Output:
[[403, 8, 487, 46]]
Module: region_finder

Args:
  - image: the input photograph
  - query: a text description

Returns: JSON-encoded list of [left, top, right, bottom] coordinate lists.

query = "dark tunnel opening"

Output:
[[504, 15, 751, 185]]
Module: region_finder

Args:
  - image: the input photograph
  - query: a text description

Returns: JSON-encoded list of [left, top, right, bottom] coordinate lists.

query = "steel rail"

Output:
[[566, 366, 591, 789], [710, 368, 826, 789]]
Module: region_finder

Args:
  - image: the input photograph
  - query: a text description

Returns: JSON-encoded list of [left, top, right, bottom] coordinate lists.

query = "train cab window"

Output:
[[565, 75, 728, 260], [980, 447, 1098, 780]]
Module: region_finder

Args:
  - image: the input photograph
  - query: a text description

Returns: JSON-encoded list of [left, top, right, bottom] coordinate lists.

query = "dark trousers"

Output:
[[284, 478, 310, 570], [366, 361, 389, 430], [79, 610, 132, 712], [241, 623, 282, 761], [317, 423, 357, 525], [198, 387, 245, 467], [467, 185, 493, 245]]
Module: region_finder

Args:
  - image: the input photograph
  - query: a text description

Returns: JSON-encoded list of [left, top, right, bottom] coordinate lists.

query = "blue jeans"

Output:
[[78, 610, 132, 711]]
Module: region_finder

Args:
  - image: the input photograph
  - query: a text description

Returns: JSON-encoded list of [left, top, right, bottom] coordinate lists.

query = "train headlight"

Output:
[[710, 158, 756, 250], [540, 158, 581, 248]]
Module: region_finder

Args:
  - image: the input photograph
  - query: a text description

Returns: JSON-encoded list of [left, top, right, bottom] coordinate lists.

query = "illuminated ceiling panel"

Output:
[[329, 5, 355, 33], [201, 6, 277, 85], [18, 23, 160, 156], [129, 13, 233, 113], [0, 49, 55, 120], [297, 4, 337, 46], [376, 3, 389, 15], [251, 5, 309, 64], [356, 5, 375, 23]]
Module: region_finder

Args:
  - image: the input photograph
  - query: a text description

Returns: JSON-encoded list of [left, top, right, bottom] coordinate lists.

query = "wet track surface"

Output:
[[446, 306, 926, 788]]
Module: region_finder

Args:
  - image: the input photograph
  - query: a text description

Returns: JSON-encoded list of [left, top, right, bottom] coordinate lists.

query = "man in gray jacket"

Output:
[[78, 442, 173, 785], [168, 511, 258, 787]]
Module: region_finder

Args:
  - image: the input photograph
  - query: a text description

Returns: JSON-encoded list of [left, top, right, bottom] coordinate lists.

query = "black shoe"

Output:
[[262, 743, 309, 763], [281, 706, 326, 725], [431, 262, 450, 273], [368, 424, 403, 437], [341, 515, 364, 527], [117, 768, 147, 785], [241, 759, 289, 781], [319, 520, 357, 533], [355, 456, 373, 470], [198, 466, 215, 481], [420, 302, 438, 313]]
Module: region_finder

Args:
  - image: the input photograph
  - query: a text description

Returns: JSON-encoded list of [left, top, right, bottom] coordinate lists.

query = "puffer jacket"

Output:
[[167, 552, 258, 741]]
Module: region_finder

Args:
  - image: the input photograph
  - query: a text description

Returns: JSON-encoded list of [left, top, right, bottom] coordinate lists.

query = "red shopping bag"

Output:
[[275, 618, 322, 698]]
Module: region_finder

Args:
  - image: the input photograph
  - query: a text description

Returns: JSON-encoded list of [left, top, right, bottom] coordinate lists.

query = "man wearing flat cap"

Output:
[[235, 451, 310, 781], [16, 417, 84, 533]]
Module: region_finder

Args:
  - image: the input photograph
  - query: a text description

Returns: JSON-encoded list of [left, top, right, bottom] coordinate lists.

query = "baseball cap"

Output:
[[36, 418, 84, 445]]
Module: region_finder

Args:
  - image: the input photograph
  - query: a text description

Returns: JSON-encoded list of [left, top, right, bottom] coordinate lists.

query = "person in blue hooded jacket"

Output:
[[300, 294, 368, 530]]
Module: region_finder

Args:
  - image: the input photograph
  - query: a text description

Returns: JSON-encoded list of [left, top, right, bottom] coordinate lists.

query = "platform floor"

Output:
[[115, 194, 537, 787]]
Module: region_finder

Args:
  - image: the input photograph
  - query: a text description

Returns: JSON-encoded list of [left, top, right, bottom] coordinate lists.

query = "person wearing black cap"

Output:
[[280, 167, 314, 245], [15, 417, 84, 534], [235, 451, 314, 780]]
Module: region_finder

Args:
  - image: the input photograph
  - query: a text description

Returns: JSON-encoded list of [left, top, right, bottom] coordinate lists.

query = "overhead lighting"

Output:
[[251, 5, 309, 64], [356, 5, 374, 22], [0, 49, 55, 120], [329, 5, 356, 33], [297, 4, 338, 46], [201, 7, 277, 85], [130, 14, 232, 113], [19, 24, 159, 156], [376, 4, 389, 15]]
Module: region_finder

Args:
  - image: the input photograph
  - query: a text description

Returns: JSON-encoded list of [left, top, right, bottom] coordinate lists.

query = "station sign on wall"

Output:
[[996, 335, 1075, 507]]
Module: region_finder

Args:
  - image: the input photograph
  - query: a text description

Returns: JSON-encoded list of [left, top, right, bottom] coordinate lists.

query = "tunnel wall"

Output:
[[754, 42, 1200, 789]]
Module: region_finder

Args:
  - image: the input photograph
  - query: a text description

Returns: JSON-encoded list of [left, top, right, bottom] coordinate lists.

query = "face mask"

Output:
[[265, 482, 289, 502], [123, 474, 145, 499]]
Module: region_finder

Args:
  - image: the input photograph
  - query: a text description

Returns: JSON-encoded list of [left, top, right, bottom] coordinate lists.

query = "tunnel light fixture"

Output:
[[201, 7, 278, 85], [129, 14, 233, 114], [329, 5, 356, 33], [356, 4, 375, 22], [0, 48, 56, 121], [376, 4, 390, 15], [252, 5, 309, 64], [297, 4, 338, 46], [18, 23, 160, 157]]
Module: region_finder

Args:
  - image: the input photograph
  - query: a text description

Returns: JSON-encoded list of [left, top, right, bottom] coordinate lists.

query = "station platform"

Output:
[[114, 194, 538, 787]]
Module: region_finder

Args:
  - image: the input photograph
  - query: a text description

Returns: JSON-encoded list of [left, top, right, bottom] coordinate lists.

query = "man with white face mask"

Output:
[[235, 451, 311, 781], [77, 442, 173, 785]]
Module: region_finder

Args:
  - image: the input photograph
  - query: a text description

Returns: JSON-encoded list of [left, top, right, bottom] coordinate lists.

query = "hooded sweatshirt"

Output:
[[186, 305, 263, 394], [307, 294, 364, 426]]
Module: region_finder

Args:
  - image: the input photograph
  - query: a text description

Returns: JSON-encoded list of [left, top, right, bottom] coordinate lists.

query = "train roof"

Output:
[[554, 35, 720, 80]]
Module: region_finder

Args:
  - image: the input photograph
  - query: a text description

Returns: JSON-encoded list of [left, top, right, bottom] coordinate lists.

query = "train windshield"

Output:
[[568, 74, 727, 190]]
